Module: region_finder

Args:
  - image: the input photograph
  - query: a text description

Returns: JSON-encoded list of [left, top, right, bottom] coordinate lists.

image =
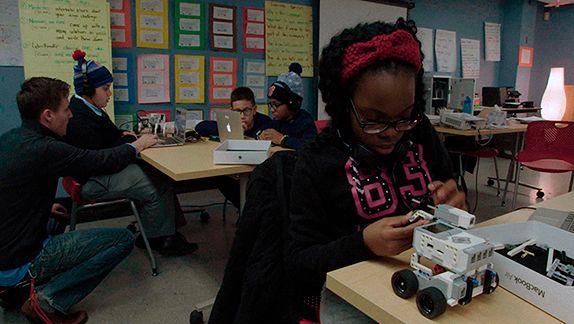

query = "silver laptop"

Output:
[[215, 110, 243, 142], [153, 108, 186, 147], [530, 208, 574, 233]]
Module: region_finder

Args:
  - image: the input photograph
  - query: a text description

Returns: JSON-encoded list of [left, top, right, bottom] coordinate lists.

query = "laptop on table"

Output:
[[530, 208, 574, 233], [152, 108, 186, 147], [215, 110, 243, 142]]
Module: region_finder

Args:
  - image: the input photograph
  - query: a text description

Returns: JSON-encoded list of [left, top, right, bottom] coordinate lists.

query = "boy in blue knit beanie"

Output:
[[64, 49, 199, 257]]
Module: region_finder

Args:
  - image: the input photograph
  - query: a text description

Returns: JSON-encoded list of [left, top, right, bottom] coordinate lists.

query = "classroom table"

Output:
[[325, 191, 574, 323], [434, 124, 528, 205], [140, 140, 289, 211], [140, 139, 255, 211], [474, 107, 542, 115]]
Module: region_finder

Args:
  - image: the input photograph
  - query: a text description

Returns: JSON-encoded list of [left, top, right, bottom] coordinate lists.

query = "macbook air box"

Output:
[[469, 220, 574, 322], [213, 140, 271, 165]]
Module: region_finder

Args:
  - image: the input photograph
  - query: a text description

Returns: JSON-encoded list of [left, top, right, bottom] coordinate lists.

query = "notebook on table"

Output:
[[215, 110, 243, 142]]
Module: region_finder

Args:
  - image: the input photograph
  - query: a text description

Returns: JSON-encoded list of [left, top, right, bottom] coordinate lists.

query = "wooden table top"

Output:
[[326, 192, 574, 323], [140, 140, 255, 181], [434, 123, 527, 136]]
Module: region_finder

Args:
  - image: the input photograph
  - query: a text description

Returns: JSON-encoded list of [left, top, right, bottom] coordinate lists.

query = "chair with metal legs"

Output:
[[449, 147, 502, 211], [62, 177, 158, 276], [511, 121, 574, 209]]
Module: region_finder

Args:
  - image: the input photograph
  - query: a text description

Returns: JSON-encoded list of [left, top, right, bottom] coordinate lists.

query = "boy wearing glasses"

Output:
[[258, 64, 317, 149], [195, 87, 270, 138], [195, 87, 271, 208]]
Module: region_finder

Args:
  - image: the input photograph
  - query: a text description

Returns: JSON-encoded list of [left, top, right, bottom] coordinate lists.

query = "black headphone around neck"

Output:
[[336, 128, 413, 170], [81, 61, 94, 97], [275, 81, 302, 111]]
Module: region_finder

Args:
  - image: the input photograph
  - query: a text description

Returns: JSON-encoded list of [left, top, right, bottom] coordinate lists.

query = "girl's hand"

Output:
[[363, 214, 429, 256]]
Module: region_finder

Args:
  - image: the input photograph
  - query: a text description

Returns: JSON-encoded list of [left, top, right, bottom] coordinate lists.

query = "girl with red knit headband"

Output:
[[286, 18, 466, 322]]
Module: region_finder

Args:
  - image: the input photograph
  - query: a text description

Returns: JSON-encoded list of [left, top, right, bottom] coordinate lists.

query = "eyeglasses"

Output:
[[231, 107, 254, 116], [267, 101, 285, 112], [349, 98, 421, 134]]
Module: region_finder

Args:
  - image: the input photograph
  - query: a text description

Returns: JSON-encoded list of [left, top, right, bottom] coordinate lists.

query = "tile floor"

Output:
[[2, 156, 572, 323]]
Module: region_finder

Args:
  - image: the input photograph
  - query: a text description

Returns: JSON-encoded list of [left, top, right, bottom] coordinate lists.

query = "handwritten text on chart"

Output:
[[20, 0, 111, 82], [265, 1, 313, 77]]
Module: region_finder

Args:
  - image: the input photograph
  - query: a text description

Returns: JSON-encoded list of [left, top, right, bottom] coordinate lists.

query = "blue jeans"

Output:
[[82, 163, 177, 238], [30, 228, 134, 314]]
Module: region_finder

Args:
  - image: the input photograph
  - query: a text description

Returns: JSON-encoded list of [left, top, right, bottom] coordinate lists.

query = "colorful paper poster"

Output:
[[182, 109, 203, 120], [435, 29, 457, 73], [256, 104, 269, 116], [137, 109, 172, 121], [243, 59, 267, 103], [115, 114, 134, 131], [110, 0, 132, 48], [518, 47, 533, 68], [112, 55, 133, 103], [209, 4, 236, 52], [417, 27, 433, 73], [19, 0, 114, 118], [175, 0, 204, 50], [265, 1, 313, 77], [243, 7, 265, 53], [209, 106, 228, 120], [0, 0, 23, 66], [137, 54, 170, 103], [461, 38, 480, 79], [484, 22, 501, 62], [175, 55, 205, 103], [209, 57, 236, 104], [136, 0, 168, 48]]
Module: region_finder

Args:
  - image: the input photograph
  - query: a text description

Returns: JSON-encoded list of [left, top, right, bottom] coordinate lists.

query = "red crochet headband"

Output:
[[340, 29, 422, 84]]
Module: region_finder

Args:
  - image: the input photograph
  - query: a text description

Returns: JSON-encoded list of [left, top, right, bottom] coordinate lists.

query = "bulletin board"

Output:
[[2, 0, 317, 135]]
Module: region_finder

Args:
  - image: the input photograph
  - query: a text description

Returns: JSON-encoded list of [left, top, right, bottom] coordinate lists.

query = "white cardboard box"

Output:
[[213, 140, 271, 165], [469, 221, 574, 322]]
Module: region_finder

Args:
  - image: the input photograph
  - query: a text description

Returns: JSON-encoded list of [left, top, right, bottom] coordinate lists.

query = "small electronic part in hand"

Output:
[[411, 193, 435, 213], [407, 209, 434, 224], [407, 195, 437, 225]]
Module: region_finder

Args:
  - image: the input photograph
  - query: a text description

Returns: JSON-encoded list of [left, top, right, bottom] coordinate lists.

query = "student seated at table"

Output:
[[195, 86, 271, 138], [286, 19, 466, 322], [63, 49, 198, 256], [0, 77, 159, 323], [194, 87, 272, 209], [258, 63, 317, 149]]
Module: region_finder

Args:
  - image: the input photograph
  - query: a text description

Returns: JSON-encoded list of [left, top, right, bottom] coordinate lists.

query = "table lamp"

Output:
[[541, 67, 567, 120]]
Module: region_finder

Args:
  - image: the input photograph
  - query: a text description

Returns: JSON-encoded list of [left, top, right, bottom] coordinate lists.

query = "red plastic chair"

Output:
[[511, 121, 574, 208], [62, 176, 158, 276], [315, 120, 329, 133]]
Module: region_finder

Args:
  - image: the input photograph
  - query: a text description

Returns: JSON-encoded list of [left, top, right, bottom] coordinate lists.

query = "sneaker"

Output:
[[157, 233, 198, 256], [21, 299, 88, 324]]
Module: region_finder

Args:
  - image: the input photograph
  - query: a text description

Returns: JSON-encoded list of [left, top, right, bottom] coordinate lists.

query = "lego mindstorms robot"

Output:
[[391, 205, 499, 319]]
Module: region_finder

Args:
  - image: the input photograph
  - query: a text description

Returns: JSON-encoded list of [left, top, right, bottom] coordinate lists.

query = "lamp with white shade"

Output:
[[541, 67, 567, 120]]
